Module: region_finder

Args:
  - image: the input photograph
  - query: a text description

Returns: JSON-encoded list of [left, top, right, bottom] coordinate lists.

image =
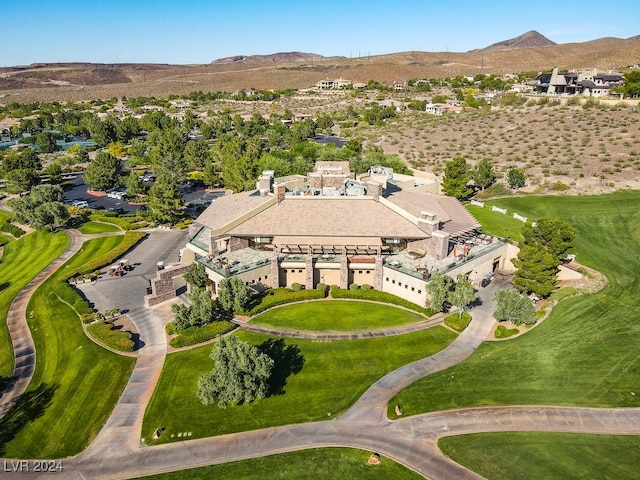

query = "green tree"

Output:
[[472, 159, 495, 191], [217, 277, 251, 313], [512, 246, 559, 298], [35, 131, 57, 153], [521, 217, 578, 263], [147, 180, 184, 224], [448, 274, 477, 318], [494, 288, 536, 325], [83, 152, 122, 191], [125, 171, 147, 198], [5, 168, 40, 193], [513, 218, 577, 298], [42, 162, 63, 185], [155, 151, 188, 184], [116, 116, 141, 142], [507, 168, 526, 190], [344, 138, 363, 155], [184, 262, 208, 289], [426, 272, 452, 313], [171, 286, 215, 330], [442, 157, 472, 199], [197, 335, 274, 408], [12, 184, 69, 230], [184, 139, 211, 171], [128, 138, 147, 159]]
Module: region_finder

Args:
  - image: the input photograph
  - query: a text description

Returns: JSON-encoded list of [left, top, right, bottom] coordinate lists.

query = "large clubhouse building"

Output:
[[182, 162, 513, 306]]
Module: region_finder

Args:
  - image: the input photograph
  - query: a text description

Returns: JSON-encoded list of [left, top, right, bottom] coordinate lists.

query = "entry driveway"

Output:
[[76, 229, 188, 314]]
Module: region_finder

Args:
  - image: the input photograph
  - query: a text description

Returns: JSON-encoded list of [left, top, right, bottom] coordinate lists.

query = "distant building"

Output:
[[315, 77, 352, 90], [531, 68, 623, 97], [425, 103, 470, 115]]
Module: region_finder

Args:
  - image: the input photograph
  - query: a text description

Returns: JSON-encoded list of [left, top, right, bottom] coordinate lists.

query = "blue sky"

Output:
[[2, 0, 639, 66]]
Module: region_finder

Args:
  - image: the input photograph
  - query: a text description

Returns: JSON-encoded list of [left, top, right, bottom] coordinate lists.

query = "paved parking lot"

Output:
[[76, 229, 189, 314], [63, 176, 208, 213]]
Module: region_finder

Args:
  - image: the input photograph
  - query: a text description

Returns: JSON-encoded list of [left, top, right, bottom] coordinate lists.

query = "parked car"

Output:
[[72, 200, 89, 208], [107, 190, 127, 200], [107, 207, 126, 214]]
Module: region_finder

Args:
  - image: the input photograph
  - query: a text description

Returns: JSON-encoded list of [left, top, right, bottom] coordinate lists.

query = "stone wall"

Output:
[[144, 264, 191, 307], [227, 236, 249, 252]]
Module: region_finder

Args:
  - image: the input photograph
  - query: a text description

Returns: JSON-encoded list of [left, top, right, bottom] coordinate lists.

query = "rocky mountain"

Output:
[[479, 30, 556, 51], [2, 32, 640, 103], [211, 52, 345, 65]]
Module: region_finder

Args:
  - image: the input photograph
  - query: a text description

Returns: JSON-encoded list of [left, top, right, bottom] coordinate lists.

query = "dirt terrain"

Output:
[[2, 36, 640, 103]]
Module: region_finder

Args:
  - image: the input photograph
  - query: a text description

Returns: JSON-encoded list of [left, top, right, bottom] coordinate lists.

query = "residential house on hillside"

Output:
[[531, 67, 623, 96], [315, 78, 352, 90]]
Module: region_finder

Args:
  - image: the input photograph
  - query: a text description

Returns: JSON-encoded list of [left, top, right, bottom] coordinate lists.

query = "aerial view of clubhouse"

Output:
[[181, 162, 513, 306]]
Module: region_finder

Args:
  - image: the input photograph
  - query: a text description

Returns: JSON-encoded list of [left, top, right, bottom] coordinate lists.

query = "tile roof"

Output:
[[227, 197, 427, 238], [194, 190, 274, 233], [385, 190, 480, 235]]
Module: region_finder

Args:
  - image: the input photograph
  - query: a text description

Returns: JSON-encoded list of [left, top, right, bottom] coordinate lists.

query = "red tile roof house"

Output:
[[182, 163, 511, 306]]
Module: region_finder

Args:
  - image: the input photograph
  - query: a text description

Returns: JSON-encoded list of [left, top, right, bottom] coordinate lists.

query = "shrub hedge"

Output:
[[329, 286, 435, 316], [443, 312, 472, 332], [241, 288, 325, 316], [86, 321, 135, 352], [494, 324, 520, 339], [169, 321, 236, 348], [1, 221, 25, 238], [89, 214, 151, 230], [66, 231, 146, 279]]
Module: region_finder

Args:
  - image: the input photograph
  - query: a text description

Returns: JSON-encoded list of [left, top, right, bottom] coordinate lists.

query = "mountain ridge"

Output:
[[2, 32, 640, 102], [211, 51, 346, 65]]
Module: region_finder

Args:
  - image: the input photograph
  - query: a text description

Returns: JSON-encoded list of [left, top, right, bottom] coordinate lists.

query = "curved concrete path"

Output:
[[0, 229, 84, 418], [3, 239, 640, 480]]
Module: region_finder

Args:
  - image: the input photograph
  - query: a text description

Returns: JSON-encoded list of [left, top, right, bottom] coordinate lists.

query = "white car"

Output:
[[72, 200, 89, 208]]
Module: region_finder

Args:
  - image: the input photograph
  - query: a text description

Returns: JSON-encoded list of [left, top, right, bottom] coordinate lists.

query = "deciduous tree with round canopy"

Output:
[[197, 335, 274, 408]]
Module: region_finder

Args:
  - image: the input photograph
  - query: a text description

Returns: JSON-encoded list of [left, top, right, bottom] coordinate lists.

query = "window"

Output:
[[298, 269, 303, 273], [358, 270, 363, 274], [392, 280, 396, 284], [405, 284, 408, 289], [418, 289, 422, 294], [385, 277, 389, 282], [411, 287, 415, 292]]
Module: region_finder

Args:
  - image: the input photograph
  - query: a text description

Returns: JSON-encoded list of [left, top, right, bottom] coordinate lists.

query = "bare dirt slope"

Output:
[[2, 36, 640, 103]]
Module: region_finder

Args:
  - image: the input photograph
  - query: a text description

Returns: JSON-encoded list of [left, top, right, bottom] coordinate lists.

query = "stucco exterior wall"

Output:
[[381, 267, 428, 306]]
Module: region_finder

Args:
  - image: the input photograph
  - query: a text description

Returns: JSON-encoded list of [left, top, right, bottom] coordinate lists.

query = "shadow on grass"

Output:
[[0, 281, 10, 293], [0, 383, 58, 455], [259, 338, 305, 396]]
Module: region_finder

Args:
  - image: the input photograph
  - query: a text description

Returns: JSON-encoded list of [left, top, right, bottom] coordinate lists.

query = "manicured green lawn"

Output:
[[77, 221, 122, 234], [465, 204, 525, 244], [143, 326, 456, 445], [134, 447, 422, 480], [0, 235, 135, 458], [389, 191, 640, 417], [251, 300, 426, 332], [439, 432, 640, 480], [0, 231, 69, 380]]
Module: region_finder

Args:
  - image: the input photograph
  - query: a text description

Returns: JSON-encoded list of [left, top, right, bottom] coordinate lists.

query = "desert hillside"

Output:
[[1, 33, 639, 103]]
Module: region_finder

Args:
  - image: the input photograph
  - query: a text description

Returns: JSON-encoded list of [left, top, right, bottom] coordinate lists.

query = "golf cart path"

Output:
[[0, 229, 84, 418], [4, 235, 640, 479]]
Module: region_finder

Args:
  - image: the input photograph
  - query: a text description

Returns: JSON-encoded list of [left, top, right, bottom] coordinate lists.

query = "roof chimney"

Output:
[[257, 170, 275, 196]]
